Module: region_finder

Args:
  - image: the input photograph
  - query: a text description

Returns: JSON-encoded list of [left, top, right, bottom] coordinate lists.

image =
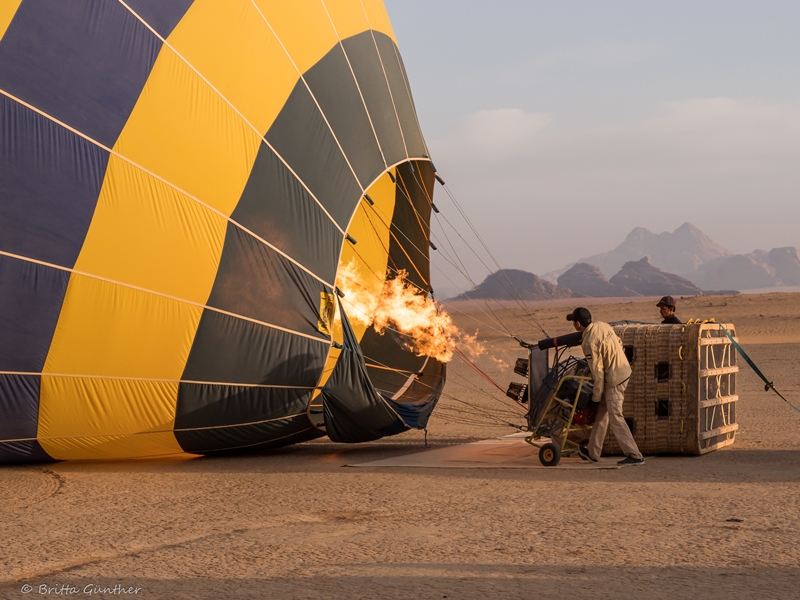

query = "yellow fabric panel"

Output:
[[74, 155, 226, 305], [310, 343, 341, 403], [43, 274, 203, 379], [314, 169, 396, 399], [38, 377, 183, 460], [252, 0, 339, 74], [359, 0, 396, 42], [168, 0, 299, 135], [322, 0, 370, 41], [0, 0, 22, 41], [114, 47, 260, 217], [336, 169, 396, 342]]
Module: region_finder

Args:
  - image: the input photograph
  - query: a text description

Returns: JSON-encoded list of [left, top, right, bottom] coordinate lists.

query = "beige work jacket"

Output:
[[580, 321, 632, 403]]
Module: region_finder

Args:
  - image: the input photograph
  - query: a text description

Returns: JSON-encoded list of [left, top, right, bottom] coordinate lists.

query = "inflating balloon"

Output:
[[0, 0, 444, 462]]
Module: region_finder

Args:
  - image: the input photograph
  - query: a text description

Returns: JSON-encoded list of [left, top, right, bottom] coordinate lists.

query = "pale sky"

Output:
[[385, 1, 800, 296]]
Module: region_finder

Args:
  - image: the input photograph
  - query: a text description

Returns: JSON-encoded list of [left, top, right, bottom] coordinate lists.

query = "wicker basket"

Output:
[[602, 322, 738, 455]]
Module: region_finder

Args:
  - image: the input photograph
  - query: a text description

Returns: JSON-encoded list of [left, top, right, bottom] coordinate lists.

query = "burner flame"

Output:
[[337, 261, 484, 363]]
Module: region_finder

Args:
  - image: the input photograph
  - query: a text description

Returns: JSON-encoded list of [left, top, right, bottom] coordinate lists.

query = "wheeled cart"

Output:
[[524, 357, 596, 466]]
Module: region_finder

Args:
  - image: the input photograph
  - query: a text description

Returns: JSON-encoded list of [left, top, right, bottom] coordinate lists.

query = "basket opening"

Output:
[[624, 345, 635, 363], [656, 399, 670, 419], [655, 361, 671, 381]]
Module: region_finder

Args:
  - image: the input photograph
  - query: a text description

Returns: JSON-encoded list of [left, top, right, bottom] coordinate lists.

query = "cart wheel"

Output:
[[539, 443, 561, 467]]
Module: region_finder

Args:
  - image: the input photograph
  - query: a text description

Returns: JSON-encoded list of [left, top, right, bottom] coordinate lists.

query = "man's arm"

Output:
[[587, 337, 605, 403]]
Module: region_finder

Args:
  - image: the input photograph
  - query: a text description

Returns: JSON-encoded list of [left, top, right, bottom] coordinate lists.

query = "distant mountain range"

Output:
[[693, 247, 800, 290], [448, 223, 799, 300], [543, 222, 731, 282], [559, 258, 702, 298], [449, 269, 578, 301]]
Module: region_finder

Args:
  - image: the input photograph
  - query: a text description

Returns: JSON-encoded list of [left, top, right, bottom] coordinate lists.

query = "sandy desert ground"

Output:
[[1, 292, 799, 599]]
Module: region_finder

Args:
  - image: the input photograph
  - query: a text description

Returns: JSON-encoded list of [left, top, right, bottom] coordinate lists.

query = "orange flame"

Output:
[[337, 261, 484, 363]]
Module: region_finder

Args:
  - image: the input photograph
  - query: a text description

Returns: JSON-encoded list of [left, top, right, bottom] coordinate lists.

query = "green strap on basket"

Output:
[[718, 324, 800, 415]]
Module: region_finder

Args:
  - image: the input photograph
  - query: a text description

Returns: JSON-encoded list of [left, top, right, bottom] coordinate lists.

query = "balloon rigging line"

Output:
[[362, 352, 525, 424], [443, 380, 522, 419], [452, 348, 506, 394], [353, 211, 504, 343], [396, 168, 530, 337], [343, 226, 512, 338], [432, 172, 548, 338], [119, 0, 350, 238], [355, 208, 507, 341], [362, 176, 515, 335], [363, 362, 418, 375], [441, 367, 524, 417], [438, 180, 549, 337], [354, 200, 514, 337], [452, 348, 526, 412], [0, 249, 330, 345], [432, 205, 547, 337]]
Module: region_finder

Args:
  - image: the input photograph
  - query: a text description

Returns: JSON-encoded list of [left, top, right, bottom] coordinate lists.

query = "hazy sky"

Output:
[[385, 1, 800, 295]]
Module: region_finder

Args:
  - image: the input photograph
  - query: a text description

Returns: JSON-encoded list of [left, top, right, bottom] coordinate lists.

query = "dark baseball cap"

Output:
[[656, 296, 676, 309], [566, 307, 592, 327]]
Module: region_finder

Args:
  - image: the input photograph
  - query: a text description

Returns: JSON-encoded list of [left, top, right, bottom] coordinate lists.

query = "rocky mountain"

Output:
[[544, 222, 732, 281], [557, 263, 640, 298], [449, 268, 578, 301], [766, 247, 800, 285], [693, 246, 800, 290], [609, 257, 703, 296]]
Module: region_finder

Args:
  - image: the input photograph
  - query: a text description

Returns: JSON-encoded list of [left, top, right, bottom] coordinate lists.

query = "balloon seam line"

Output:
[[0, 249, 329, 344], [0, 88, 334, 290], [117, 0, 348, 237]]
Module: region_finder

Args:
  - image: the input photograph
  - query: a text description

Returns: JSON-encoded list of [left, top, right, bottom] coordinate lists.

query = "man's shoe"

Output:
[[578, 445, 597, 463], [617, 455, 645, 466]]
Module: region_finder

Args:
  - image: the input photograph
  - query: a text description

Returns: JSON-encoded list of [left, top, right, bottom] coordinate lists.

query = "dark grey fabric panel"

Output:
[[304, 43, 384, 189], [390, 358, 446, 404], [0, 255, 69, 372], [361, 325, 427, 392], [0, 374, 40, 441], [322, 301, 406, 443], [231, 142, 341, 283], [370, 357, 445, 407], [0, 440, 54, 464], [175, 414, 322, 455], [0, 374, 53, 463], [207, 223, 327, 338], [266, 80, 362, 230], [372, 32, 426, 159], [388, 161, 432, 290], [342, 32, 407, 167], [0, 96, 109, 268], [0, 0, 162, 147], [175, 383, 311, 430], [181, 309, 328, 386], [123, 0, 194, 38]]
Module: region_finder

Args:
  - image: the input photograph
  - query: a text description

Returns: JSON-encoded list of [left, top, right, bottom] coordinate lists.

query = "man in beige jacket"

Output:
[[567, 307, 644, 466]]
